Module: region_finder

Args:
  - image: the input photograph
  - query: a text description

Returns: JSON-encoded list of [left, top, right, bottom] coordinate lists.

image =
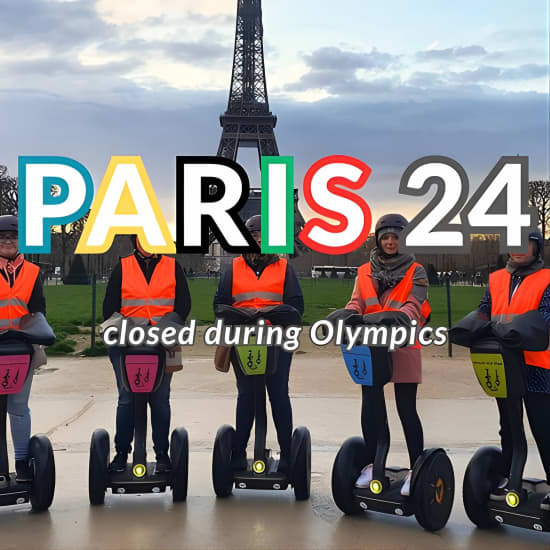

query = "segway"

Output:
[[330, 310, 454, 531], [0, 313, 56, 511], [450, 310, 550, 532], [89, 343, 189, 505], [212, 305, 311, 500]]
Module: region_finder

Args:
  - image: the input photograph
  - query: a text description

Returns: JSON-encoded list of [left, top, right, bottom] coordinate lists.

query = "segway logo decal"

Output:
[[0, 355, 30, 395], [470, 353, 507, 398], [340, 345, 373, 385], [435, 477, 445, 504], [236, 341, 268, 376]]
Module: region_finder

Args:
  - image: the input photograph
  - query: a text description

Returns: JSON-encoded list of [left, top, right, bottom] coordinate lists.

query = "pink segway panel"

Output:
[[0, 355, 31, 395], [125, 355, 159, 393]]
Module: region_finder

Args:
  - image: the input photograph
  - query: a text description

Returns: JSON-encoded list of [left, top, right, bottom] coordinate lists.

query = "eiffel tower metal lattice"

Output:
[[217, 0, 279, 163]]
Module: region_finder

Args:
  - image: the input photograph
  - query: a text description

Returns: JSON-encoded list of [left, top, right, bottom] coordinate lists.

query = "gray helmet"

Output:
[[245, 215, 261, 233], [375, 213, 407, 244], [0, 215, 18, 233]]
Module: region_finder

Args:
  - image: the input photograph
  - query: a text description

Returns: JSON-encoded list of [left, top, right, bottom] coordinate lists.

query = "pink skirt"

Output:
[[390, 347, 422, 384]]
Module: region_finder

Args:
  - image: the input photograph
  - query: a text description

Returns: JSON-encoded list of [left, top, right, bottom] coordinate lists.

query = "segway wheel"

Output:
[[170, 427, 189, 502], [212, 425, 235, 497], [413, 449, 455, 532], [29, 434, 56, 512], [290, 426, 311, 501], [463, 446, 503, 529], [331, 437, 368, 515], [88, 429, 110, 506]]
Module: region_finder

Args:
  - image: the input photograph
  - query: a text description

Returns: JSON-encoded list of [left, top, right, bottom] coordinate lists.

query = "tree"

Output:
[[529, 180, 550, 241], [0, 165, 18, 215]]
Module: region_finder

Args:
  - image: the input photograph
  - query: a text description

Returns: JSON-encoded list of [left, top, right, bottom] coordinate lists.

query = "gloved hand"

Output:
[[362, 311, 411, 327], [491, 310, 549, 351], [326, 308, 358, 324], [449, 311, 492, 348]]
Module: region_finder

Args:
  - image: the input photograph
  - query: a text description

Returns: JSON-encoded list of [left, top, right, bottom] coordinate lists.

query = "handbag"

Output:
[[165, 348, 183, 373], [214, 345, 232, 373]]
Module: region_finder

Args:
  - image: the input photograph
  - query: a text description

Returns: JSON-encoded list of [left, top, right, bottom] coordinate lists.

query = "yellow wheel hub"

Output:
[[252, 460, 265, 474], [505, 491, 520, 508], [132, 463, 146, 478], [369, 479, 383, 494]]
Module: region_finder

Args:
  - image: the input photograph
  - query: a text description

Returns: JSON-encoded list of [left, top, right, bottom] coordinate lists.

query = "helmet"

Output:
[[0, 215, 18, 233], [375, 213, 407, 244], [245, 215, 261, 233], [528, 230, 544, 258]]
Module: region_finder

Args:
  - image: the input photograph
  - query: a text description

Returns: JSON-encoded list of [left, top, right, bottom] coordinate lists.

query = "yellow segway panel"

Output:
[[236, 337, 268, 376], [470, 353, 507, 398]]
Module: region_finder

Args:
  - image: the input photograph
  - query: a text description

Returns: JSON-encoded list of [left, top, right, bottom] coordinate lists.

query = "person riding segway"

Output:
[[212, 215, 311, 499], [330, 213, 454, 531], [451, 231, 550, 531], [89, 312, 190, 505], [0, 214, 56, 510], [102, 235, 191, 475]]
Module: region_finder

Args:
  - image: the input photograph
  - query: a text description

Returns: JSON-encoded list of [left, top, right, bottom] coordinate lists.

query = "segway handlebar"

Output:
[[0, 313, 55, 346], [214, 304, 302, 327]]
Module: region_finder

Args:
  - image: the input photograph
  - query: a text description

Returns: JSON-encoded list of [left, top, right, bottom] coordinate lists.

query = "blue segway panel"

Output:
[[340, 345, 373, 385]]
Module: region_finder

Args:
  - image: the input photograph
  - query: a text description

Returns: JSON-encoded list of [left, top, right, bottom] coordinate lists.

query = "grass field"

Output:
[[43, 279, 485, 354]]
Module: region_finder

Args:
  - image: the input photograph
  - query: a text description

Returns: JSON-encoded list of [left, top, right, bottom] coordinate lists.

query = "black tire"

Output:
[[290, 426, 311, 501], [413, 449, 455, 532], [88, 429, 110, 506], [212, 425, 234, 498], [463, 446, 503, 529], [170, 427, 189, 503], [29, 434, 56, 512], [331, 437, 368, 515]]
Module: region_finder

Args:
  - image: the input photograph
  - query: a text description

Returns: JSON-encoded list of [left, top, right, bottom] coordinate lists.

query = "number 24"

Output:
[[399, 156, 536, 254]]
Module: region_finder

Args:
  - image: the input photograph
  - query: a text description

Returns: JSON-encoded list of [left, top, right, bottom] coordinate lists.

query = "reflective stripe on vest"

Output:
[[120, 255, 176, 325], [0, 260, 40, 330], [489, 268, 550, 369], [357, 262, 431, 348], [231, 257, 286, 309]]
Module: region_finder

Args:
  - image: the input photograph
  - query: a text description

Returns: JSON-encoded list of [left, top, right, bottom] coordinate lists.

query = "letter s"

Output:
[[299, 155, 372, 254]]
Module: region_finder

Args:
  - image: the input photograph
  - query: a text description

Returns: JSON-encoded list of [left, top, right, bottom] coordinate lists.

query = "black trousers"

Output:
[[361, 383, 424, 469], [497, 392, 550, 483], [232, 350, 293, 459]]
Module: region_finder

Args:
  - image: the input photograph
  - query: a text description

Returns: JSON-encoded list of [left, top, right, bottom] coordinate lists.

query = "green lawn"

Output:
[[44, 279, 485, 330]]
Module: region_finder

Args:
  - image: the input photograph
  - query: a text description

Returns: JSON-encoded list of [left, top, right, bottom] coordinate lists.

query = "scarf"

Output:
[[505, 254, 544, 278], [369, 247, 416, 292], [0, 253, 24, 283]]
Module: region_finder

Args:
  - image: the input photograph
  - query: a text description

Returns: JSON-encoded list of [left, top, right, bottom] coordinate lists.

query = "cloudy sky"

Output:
[[0, 0, 548, 230]]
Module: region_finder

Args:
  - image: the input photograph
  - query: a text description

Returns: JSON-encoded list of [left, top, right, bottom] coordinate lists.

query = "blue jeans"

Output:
[[108, 348, 172, 457], [7, 366, 34, 461], [232, 349, 293, 459]]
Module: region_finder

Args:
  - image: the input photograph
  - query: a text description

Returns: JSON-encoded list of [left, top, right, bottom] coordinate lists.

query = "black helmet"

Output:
[[245, 215, 261, 233], [528, 230, 544, 258], [0, 215, 18, 233], [375, 213, 407, 244]]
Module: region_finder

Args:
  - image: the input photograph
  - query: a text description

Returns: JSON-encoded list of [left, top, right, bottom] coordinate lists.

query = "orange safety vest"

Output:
[[0, 260, 40, 330], [489, 268, 550, 369], [357, 262, 431, 349], [120, 255, 176, 325], [232, 256, 287, 309]]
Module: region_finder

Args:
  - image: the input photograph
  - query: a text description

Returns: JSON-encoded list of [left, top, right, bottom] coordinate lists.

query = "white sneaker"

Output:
[[355, 464, 374, 488], [400, 470, 412, 496]]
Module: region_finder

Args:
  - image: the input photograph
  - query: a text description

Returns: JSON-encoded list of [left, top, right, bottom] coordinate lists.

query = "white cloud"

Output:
[[96, 0, 234, 25]]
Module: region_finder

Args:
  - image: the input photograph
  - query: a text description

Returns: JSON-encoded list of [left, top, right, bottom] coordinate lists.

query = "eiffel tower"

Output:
[[216, 0, 305, 239], [217, 0, 278, 164]]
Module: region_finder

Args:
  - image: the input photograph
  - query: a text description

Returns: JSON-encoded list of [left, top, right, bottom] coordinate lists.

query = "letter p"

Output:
[[18, 156, 93, 253]]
